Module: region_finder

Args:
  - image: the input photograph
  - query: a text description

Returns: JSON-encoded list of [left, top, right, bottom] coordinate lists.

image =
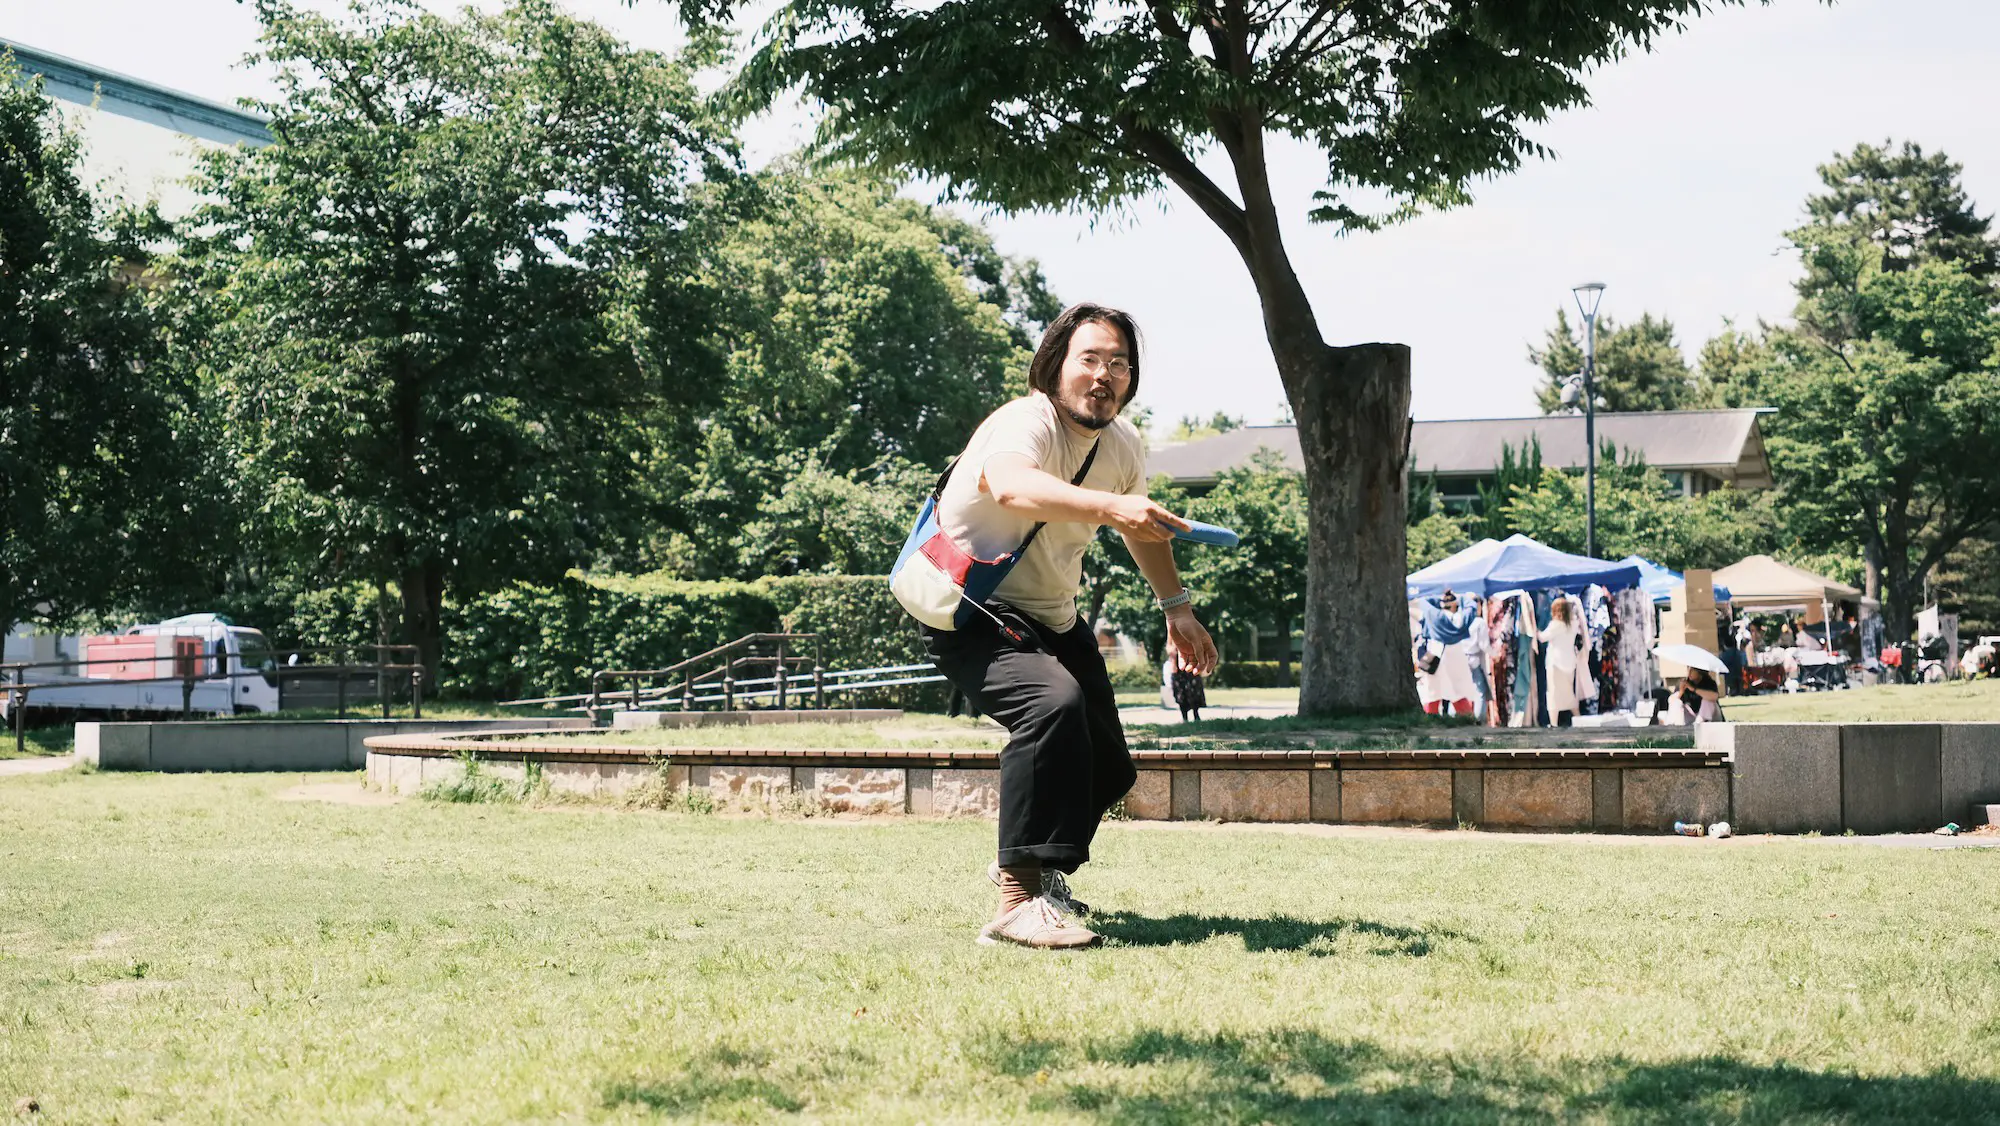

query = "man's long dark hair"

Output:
[[1026, 302, 1142, 406]]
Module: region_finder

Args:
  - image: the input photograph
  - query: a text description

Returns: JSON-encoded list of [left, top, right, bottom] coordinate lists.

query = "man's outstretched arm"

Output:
[[1121, 534, 1218, 675], [983, 453, 1186, 542]]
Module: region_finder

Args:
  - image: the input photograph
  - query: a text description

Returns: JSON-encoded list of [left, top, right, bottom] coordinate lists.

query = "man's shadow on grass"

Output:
[[1089, 911, 1462, 956], [972, 1028, 2000, 1125]]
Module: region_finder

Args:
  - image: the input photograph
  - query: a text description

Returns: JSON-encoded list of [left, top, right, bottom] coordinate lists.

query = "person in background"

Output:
[[1675, 667, 1724, 722], [1414, 589, 1480, 716], [1718, 616, 1747, 694], [1461, 609, 1489, 721], [1840, 612, 1862, 664], [1797, 620, 1825, 653], [1537, 596, 1584, 727], [1168, 651, 1206, 722]]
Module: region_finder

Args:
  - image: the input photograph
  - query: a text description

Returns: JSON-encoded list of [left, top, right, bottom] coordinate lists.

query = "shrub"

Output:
[[419, 752, 515, 804], [1106, 660, 1160, 690], [241, 568, 954, 707], [766, 575, 945, 710], [1210, 660, 1294, 689]]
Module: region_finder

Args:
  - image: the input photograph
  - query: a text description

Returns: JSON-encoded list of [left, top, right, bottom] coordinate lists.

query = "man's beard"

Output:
[[1059, 390, 1117, 431]]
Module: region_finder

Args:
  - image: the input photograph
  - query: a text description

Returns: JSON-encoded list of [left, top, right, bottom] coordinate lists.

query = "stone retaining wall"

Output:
[[76, 718, 591, 772], [1699, 722, 2000, 833], [362, 730, 1729, 829]]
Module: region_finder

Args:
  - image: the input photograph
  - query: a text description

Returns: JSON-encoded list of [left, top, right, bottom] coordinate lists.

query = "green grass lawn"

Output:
[[1723, 677, 2000, 723], [4, 772, 1999, 1122], [0, 727, 74, 762]]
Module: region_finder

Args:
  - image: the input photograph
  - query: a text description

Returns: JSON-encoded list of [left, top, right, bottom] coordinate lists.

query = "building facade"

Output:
[[3, 39, 270, 217], [1147, 409, 1777, 509]]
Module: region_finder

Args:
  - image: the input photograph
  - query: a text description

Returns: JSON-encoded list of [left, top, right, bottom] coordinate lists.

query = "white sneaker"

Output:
[[986, 860, 1092, 917], [977, 895, 1101, 949]]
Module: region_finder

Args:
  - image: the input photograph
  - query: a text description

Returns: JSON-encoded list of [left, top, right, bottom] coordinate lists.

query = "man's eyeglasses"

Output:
[[1076, 355, 1132, 379]]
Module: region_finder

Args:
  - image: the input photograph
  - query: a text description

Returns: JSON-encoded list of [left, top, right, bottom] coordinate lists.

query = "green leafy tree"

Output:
[[1088, 453, 1307, 680], [684, 0, 1782, 714], [0, 59, 208, 637], [734, 454, 935, 577], [1935, 535, 2000, 637], [1760, 143, 2000, 639], [1694, 320, 1775, 407], [1406, 503, 1475, 573], [169, 0, 736, 676], [1169, 412, 1246, 442], [1795, 140, 1997, 293], [1470, 438, 1542, 541], [1181, 450, 1308, 682], [1502, 443, 1784, 571], [651, 164, 1040, 578], [1531, 309, 1698, 413]]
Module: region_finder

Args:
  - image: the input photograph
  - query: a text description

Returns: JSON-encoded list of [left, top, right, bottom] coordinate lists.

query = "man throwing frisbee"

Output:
[[916, 302, 1218, 949]]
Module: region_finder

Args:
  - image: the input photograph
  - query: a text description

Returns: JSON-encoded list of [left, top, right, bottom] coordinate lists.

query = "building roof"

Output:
[[1146, 409, 1775, 489], [3, 40, 272, 148]]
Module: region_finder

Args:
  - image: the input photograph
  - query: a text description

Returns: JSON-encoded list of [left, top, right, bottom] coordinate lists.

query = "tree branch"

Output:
[[1037, 4, 1251, 252]]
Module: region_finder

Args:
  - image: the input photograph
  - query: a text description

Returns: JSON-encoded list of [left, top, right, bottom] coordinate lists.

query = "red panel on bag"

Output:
[[919, 533, 976, 585], [918, 533, 1013, 586]]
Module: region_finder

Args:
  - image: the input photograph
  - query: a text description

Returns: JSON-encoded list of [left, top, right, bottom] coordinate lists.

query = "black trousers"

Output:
[[921, 602, 1136, 873]]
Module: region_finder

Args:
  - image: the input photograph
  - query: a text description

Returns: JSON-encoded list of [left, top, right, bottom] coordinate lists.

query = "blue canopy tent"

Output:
[[1407, 534, 1643, 599], [1617, 555, 1732, 606]]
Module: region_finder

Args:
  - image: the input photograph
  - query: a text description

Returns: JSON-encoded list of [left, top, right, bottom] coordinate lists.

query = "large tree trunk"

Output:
[[400, 559, 445, 691], [1295, 344, 1419, 714], [1142, 101, 1417, 714]]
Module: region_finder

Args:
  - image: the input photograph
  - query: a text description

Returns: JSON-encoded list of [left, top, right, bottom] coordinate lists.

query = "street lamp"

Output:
[[1572, 281, 1607, 559]]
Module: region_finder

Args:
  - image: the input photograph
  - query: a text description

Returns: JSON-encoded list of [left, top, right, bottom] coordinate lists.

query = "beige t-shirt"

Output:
[[937, 393, 1148, 632]]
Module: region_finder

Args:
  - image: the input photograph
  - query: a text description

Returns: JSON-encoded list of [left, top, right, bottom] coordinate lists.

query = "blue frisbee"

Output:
[[1160, 519, 1241, 547]]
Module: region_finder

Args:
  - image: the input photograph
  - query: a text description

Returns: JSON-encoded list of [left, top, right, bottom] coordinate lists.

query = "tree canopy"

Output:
[[168, 0, 739, 673], [1758, 142, 2000, 639], [682, 0, 1781, 713], [1531, 309, 1699, 413], [655, 165, 1044, 579], [0, 59, 206, 634]]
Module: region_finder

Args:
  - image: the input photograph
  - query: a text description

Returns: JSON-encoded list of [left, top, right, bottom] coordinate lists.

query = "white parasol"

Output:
[[1652, 644, 1728, 675]]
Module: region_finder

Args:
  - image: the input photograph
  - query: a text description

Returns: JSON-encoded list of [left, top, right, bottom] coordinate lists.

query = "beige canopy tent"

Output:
[[1712, 555, 1878, 613]]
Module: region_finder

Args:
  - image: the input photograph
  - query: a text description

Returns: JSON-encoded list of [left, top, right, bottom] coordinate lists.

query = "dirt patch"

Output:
[[0, 757, 72, 777], [276, 782, 400, 807]]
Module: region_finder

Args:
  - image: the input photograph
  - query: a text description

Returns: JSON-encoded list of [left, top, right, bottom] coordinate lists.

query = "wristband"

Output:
[[1156, 590, 1192, 611]]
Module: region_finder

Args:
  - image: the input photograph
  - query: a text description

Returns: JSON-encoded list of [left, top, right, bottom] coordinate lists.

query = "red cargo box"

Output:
[[84, 635, 160, 680]]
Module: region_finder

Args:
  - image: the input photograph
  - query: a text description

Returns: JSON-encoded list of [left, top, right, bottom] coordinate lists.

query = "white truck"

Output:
[[2, 614, 281, 718]]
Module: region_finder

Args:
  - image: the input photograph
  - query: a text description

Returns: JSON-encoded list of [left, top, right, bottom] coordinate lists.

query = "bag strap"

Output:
[[930, 440, 1101, 556]]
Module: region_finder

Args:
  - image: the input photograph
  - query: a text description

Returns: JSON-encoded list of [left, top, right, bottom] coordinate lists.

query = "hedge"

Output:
[[1210, 660, 1296, 689]]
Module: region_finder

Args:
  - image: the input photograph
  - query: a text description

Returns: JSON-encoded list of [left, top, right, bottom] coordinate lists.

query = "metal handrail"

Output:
[[582, 633, 824, 718], [501, 662, 934, 708]]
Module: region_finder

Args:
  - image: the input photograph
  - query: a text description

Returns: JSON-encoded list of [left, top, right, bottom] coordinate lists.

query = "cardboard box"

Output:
[[1682, 569, 1714, 606]]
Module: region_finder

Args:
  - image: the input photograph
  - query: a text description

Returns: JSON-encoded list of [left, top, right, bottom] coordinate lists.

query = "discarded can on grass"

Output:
[[1707, 822, 1732, 838], [1673, 821, 1705, 837]]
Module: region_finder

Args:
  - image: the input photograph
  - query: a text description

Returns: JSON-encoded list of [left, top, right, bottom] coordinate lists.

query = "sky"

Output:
[[9, 0, 1999, 432]]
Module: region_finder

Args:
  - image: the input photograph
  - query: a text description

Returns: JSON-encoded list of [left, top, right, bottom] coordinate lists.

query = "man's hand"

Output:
[[1166, 605, 1217, 676], [1102, 494, 1189, 543]]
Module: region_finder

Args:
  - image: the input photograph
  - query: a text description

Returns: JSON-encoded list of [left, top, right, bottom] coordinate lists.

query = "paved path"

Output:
[[1117, 701, 1296, 726], [0, 756, 72, 777]]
